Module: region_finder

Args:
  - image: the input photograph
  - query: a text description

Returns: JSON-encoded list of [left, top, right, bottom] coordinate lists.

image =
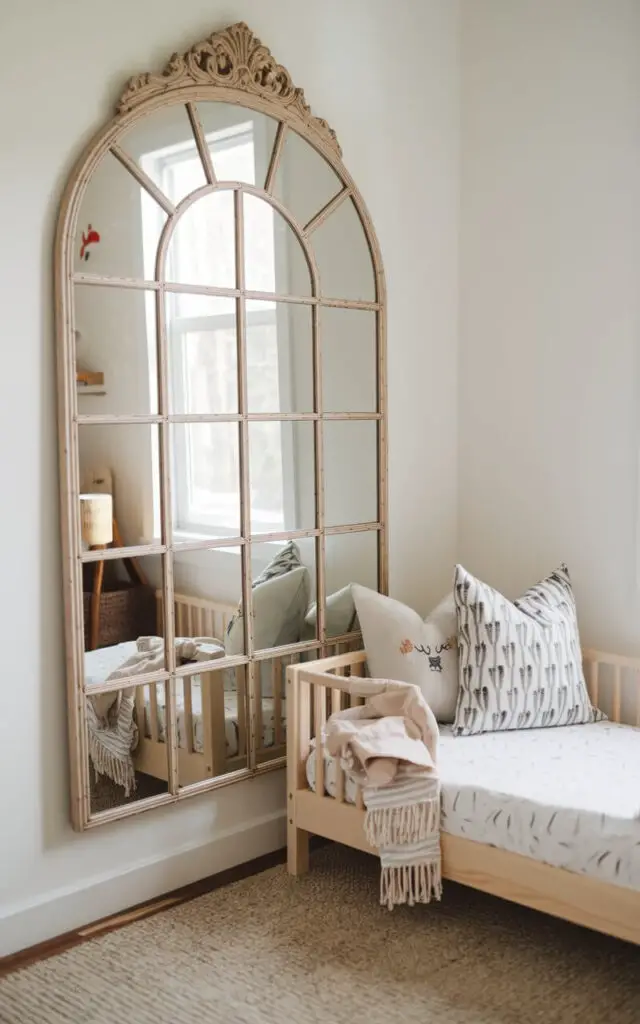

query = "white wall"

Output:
[[459, 0, 640, 653], [0, 0, 459, 955]]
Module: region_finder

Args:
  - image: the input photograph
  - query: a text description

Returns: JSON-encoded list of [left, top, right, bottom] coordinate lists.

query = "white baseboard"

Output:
[[0, 810, 286, 958]]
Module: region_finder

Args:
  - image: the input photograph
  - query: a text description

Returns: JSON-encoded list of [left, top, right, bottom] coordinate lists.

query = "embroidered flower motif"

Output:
[[399, 638, 414, 655]]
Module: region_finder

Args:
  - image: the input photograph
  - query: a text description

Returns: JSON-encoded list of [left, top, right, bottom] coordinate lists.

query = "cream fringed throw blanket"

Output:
[[87, 636, 225, 795], [325, 680, 442, 910]]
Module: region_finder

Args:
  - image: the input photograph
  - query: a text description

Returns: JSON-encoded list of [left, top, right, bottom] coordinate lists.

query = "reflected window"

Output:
[[141, 122, 289, 538]]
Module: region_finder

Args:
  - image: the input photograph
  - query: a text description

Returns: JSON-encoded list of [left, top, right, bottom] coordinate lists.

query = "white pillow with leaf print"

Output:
[[352, 585, 459, 722]]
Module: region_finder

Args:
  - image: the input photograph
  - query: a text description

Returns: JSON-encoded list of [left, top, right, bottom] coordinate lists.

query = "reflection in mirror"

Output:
[[312, 197, 375, 302], [196, 102, 278, 187], [78, 424, 161, 550], [171, 545, 243, 653], [325, 530, 379, 597], [83, 552, 164, 674], [75, 151, 168, 279], [246, 300, 313, 413], [166, 293, 237, 415], [271, 128, 343, 230], [171, 422, 241, 540], [177, 667, 248, 786], [321, 307, 376, 413], [250, 539, 315, 650], [324, 421, 378, 527], [87, 681, 169, 815], [75, 285, 158, 416], [243, 192, 311, 296], [165, 190, 235, 288], [249, 421, 315, 534], [119, 102, 206, 204]]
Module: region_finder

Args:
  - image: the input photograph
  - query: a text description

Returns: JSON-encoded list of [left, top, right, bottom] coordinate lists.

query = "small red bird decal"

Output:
[[80, 224, 101, 261]]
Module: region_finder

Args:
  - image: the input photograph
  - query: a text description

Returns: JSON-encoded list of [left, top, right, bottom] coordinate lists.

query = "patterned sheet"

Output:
[[306, 721, 640, 891], [85, 644, 285, 758], [144, 682, 285, 757]]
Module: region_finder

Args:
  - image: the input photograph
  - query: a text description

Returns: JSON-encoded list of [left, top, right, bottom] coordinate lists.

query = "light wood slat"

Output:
[[330, 687, 345, 803], [273, 659, 283, 746], [355, 784, 364, 810], [588, 659, 599, 708], [255, 664, 264, 757], [264, 121, 287, 193], [613, 665, 622, 723], [236, 665, 248, 759], [303, 187, 351, 236], [176, 602, 184, 637], [186, 102, 216, 184], [110, 144, 175, 215], [207, 670, 228, 776], [135, 688, 147, 741], [314, 684, 326, 800], [148, 683, 159, 742], [182, 677, 194, 753]]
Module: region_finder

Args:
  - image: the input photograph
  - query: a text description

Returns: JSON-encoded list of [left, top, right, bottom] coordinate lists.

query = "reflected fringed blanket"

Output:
[[87, 635, 225, 795], [325, 680, 442, 910]]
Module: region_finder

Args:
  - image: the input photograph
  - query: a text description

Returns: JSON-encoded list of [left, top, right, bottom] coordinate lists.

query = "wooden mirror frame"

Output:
[[55, 22, 387, 830]]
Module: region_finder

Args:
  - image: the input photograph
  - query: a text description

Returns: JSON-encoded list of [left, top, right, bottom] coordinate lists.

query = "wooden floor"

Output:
[[0, 846, 294, 978]]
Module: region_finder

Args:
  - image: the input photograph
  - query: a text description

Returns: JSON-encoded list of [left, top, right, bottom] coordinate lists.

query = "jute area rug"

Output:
[[1, 845, 638, 1024]]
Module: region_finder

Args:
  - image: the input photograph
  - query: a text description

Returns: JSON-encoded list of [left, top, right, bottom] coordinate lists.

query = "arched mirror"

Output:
[[56, 22, 387, 829]]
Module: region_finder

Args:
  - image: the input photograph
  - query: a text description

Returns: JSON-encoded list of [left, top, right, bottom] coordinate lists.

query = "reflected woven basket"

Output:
[[83, 583, 156, 650]]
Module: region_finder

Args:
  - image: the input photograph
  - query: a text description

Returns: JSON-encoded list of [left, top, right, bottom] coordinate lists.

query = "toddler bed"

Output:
[[287, 648, 640, 945]]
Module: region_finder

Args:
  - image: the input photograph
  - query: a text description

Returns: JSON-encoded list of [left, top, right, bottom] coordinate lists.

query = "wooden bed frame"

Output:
[[286, 647, 640, 946]]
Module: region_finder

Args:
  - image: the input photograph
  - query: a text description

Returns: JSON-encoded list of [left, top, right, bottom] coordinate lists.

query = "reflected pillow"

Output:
[[352, 585, 459, 722], [252, 540, 302, 588], [226, 566, 310, 655], [302, 584, 358, 642]]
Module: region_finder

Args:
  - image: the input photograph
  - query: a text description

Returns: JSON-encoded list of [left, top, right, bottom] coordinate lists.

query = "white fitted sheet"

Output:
[[306, 721, 640, 891]]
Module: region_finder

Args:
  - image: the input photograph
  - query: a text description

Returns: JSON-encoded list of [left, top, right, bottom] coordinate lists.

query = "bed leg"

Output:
[[287, 817, 310, 876]]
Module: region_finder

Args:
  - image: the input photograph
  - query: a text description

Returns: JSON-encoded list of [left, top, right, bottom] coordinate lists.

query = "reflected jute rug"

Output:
[[1, 845, 638, 1024]]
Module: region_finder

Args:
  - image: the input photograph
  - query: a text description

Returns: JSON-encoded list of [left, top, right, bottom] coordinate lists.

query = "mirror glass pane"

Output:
[[312, 197, 375, 302], [166, 293, 237, 415], [271, 128, 343, 230], [323, 421, 378, 527], [196, 102, 278, 187], [87, 681, 169, 814], [250, 539, 315, 650], [243, 192, 311, 296], [171, 545, 243, 653], [321, 307, 376, 413], [75, 152, 167, 279], [249, 421, 315, 535], [119, 103, 206, 203], [75, 285, 158, 416], [246, 300, 313, 414], [78, 423, 161, 549], [82, 552, 164, 666], [170, 423, 241, 540], [177, 666, 248, 786], [325, 530, 379, 596], [165, 190, 235, 288]]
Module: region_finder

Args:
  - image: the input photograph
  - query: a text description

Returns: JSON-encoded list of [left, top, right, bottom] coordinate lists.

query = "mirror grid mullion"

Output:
[[234, 187, 257, 769]]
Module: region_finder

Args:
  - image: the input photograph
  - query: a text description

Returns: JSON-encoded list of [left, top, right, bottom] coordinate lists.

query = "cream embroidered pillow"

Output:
[[453, 563, 604, 736], [352, 585, 459, 722]]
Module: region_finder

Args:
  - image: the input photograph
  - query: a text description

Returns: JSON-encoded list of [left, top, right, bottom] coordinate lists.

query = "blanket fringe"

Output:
[[380, 860, 443, 910], [365, 797, 439, 848], [88, 732, 136, 797]]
